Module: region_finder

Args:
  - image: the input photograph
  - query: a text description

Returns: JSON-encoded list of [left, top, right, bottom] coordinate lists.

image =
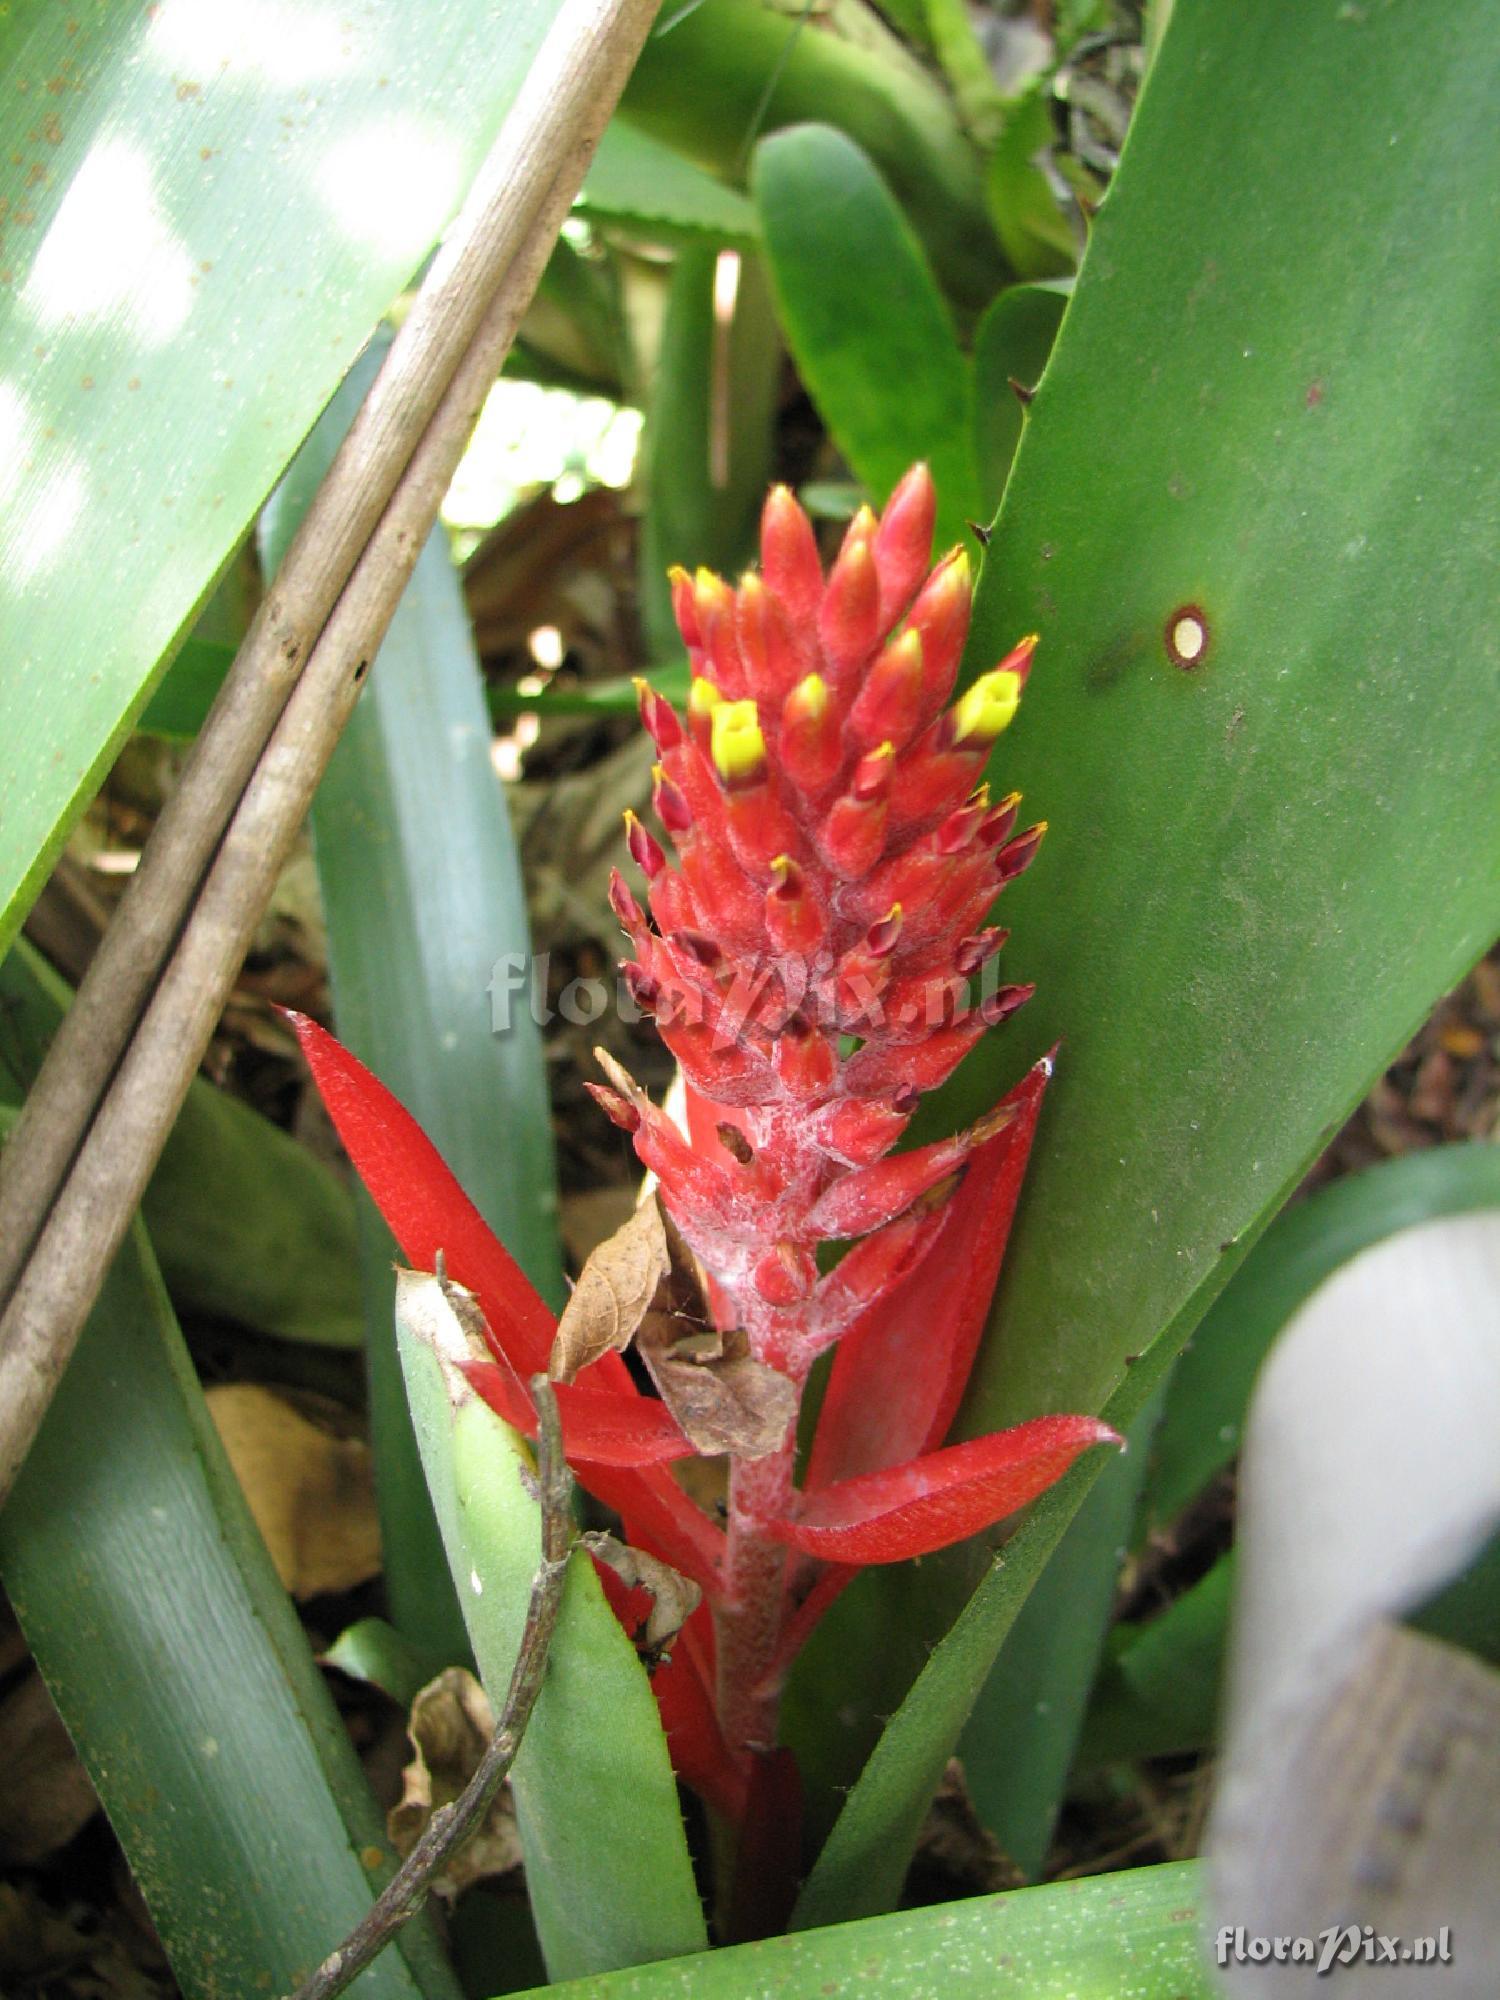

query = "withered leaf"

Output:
[[638, 1317, 796, 1460], [582, 1531, 701, 1659], [549, 1196, 670, 1384], [388, 1669, 521, 1899]]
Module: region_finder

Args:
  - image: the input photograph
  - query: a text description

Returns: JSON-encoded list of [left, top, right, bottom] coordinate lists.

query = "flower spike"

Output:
[[291, 466, 1107, 1816]]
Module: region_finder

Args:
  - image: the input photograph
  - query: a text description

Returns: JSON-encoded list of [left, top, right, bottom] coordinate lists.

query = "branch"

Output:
[[0, 0, 658, 1502], [289, 1377, 574, 2000]]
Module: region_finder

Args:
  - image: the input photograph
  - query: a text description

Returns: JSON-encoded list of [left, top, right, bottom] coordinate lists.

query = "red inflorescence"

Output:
[[289, 466, 1119, 1830]]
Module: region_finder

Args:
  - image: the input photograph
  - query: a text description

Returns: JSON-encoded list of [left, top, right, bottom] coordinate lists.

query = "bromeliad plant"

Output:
[[290, 465, 1116, 1837]]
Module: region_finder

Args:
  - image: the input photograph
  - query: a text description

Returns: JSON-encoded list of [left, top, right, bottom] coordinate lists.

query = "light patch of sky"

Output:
[[317, 120, 463, 264], [24, 139, 195, 343], [443, 379, 642, 535], [147, 0, 360, 85]]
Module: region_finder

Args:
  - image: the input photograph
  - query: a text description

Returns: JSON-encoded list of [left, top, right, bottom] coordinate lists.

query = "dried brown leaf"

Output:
[[206, 1384, 380, 1599], [582, 1531, 701, 1658], [638, 1318, 796, 1460], [548, 1195, 669, 1383], [387, 1668, 521, 1899]]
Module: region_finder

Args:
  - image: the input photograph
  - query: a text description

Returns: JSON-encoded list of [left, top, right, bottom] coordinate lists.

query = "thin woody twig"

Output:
[[288, 1378, 575, 2000], [0, 0, 658, 1503]]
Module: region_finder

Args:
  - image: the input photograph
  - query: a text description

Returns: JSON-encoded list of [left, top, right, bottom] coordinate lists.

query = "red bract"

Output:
[[289, 463, 1119, 1820]]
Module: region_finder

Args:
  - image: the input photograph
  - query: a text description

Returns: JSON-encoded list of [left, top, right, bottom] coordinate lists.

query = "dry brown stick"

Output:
[[0, 0, 657, 1502], [289, 1376, 575, 2000], [0, 0, 656, 1319]]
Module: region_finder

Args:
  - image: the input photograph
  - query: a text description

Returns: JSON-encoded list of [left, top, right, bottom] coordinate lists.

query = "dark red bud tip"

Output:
[[994, 822, 1046, 883], [978, 982, 1035, 1027], [769, 854, 805, 902], [608, 868, 644, 934], [652, 765, 693, 836], [634, 676, 682, 751], [716, 1122, 754, 1165], [892, 1083, 920, 1115], [672, 928, 722, 970], [625, 817, 665, 885], [865, 903, 903, 958], [585, 1081, 641, 1133], [622, 961, 661, 1014], [955, 927, 1008, 978], [935, 796, 989, 855], [980, 791, 1022, 847]]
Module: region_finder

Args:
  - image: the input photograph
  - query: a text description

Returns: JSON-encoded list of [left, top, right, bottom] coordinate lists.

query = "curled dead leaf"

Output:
[[638, 1318, 796, 1460], [388, 1669, 521, 1899], [549, 1197, 669, 1384], [583, 1530, 701, 1661]]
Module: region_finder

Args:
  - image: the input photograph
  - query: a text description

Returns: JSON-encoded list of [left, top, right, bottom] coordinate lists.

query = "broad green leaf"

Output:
[[142, 1071, 364, 1348], [793, 0, 1500, 1919], [261, 340, 564, 1662], [958, 0, 1500, 1438], [511, 1860, 1214, 1999], [397, 1282, 707, 1979], [972, 282, 1068, 503], [0, 941, 362, 1349], [323, 1616, 449, 1713], [1145, 1142, 1500, 1535], [0, 1194, 456, 2000], [985, 82, 1077, 279], [135, 635, 238, 740], [508, 231, 636, 399], [0, 0, 566, 965], [580, 121, 760, 248], [958, 1386, 1164, 1879], [1076, 1550, 1235, 1768], [638, 244, 780, 655], [621, 0, 1004, 310], [753, 125, 982, 551]]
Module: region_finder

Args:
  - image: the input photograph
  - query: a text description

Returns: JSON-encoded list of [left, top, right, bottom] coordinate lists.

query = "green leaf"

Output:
[[794, 0, 1500, 1914], [134, 635, 238, 740], [141, 1070, 364, 1349], [752, 125, 982, 549], [985, 82, 1078, 280], [397, 1285, 707, 1979], [1145, 1142, 1500, 1535], [958, 0, 1500, 1440], [324, 1616, 450, 1712], [508, 1861, 1214, 1999], [622, 0, 1004, 310], [971, 282, 1068, 504], [638, 244, 780, 655], [1076, 1550, 1235, 1768], [957, 1385, 1164, 1879], [260, 339, 564, 1662], [0, 1200, 457, 2000], [0, 941, 362, 1350], [0, 0, 568, 962], [580, 121, 760, 247]]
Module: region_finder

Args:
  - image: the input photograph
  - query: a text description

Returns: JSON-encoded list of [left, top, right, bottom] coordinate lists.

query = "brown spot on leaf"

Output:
[[1306, 378, 1325, 408], [1164, 604, 1210, 671]]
